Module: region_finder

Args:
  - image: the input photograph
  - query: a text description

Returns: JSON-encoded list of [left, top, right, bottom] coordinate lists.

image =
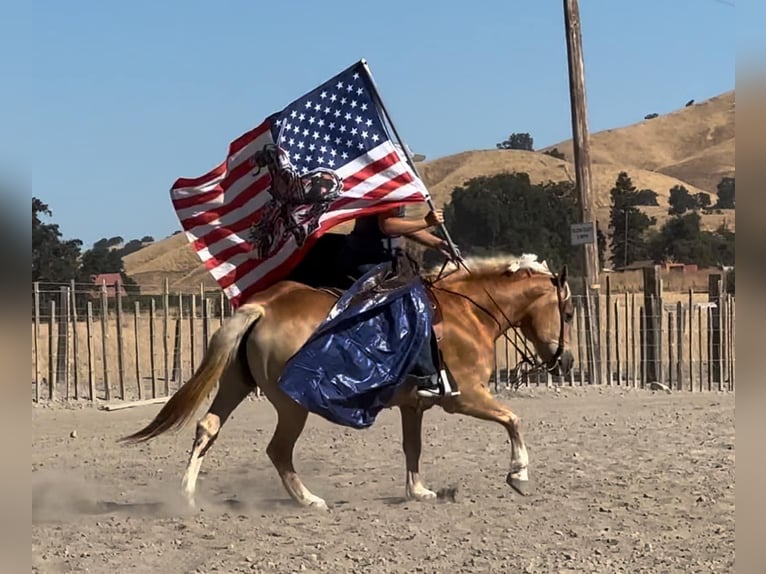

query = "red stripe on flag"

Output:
[[179, 175, 270, 229], [340, 151, 400, 189], [330, 171, 416, 211], [228, 120, 271, 157], [171, 161, 226, 191], [172, 187, 223, 211]]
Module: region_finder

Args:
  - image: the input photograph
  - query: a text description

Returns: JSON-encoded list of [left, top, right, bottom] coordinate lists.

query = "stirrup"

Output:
[[415, 370, 460, 398], [438, 368, 461, 397]]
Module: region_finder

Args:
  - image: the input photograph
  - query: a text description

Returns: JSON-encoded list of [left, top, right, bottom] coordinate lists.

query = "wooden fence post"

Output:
[[100, 281, 110, 401], [642, 266, 662, 384], [69, 280, 80, 400], [667, 309, 674, 390], [149, 298, 157, 398], [202, 297, 211, 354], [134, 301, 143, 400], [605, 276, 612, 385], [631, 294, 638, 387], [676, 301, 683, 391], [639, 305, 646, 386], [174, 292, 184, 386], [614, 300, 621, 385], [86, 302, 96, 400], [688, 289, 694, 392], [57, 286, 70, 399], [34, 282, 40, 402], [575, 297, 585, 385], [48, 300, 56, 400], [189, 294, 197, 374], [697, 304, 704, 392], [730, 295, 736, 391], [163, 278, 170, 396], [116, 280, 126, 399], [708, 274, 724, 390]]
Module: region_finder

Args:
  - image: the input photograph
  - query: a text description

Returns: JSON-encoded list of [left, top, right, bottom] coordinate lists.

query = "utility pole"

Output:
[[563, 0, 604, 385], [563, 0, 600, 290]]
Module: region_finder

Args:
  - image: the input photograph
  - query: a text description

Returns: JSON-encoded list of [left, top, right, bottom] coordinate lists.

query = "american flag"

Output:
[[170, 60, 429, 308]]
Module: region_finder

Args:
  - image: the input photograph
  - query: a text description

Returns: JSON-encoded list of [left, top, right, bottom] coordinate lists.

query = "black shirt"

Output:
[[345, 206, 405, 264]]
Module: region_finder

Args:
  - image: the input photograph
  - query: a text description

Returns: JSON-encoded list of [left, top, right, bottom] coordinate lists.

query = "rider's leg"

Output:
[[410, 330, 460, 398]]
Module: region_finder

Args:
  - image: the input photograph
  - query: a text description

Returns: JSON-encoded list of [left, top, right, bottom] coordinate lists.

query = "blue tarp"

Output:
[[277, 263, 433, 429]]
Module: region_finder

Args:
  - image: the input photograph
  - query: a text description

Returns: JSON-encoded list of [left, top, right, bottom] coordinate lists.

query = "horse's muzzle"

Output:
[[550, 350, 574, 377]]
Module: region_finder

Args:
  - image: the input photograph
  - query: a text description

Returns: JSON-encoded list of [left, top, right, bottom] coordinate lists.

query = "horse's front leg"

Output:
[[442, 387, 530, 495], [399, 405, 437, 501]]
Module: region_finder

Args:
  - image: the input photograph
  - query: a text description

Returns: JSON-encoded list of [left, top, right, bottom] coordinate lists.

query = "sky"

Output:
[[5, 0, 739, 248]]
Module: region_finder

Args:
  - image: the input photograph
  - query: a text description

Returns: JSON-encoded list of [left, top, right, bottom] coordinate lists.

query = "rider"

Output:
[[338, 205, 460, 398]]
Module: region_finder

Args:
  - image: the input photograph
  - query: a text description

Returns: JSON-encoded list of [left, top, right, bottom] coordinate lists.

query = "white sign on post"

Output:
[[570, 222, 596, 246]]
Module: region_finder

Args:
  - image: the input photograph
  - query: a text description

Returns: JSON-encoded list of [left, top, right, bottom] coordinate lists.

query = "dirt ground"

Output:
[[32, 386, 735, 574]]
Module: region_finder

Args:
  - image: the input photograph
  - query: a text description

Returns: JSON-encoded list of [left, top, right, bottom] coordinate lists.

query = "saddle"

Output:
[[318, 253, 444, 345], [316, 271, 444, 342]]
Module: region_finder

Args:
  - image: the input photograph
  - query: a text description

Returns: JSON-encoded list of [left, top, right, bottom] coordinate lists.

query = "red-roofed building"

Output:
[[91, 273, 128, 298]]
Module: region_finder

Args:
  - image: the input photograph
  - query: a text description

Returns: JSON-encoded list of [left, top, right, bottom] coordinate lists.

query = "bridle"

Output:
[[426, 258, 570, 390]]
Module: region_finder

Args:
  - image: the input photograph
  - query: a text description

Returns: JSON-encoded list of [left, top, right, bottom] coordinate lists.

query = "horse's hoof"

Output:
[[407, 486, 437, 501], [506, 473, 530, 496], [308, 498, 329, 512]]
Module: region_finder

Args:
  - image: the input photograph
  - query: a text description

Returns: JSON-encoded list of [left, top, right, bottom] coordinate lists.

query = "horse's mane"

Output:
[[423, 253, 553, 282]]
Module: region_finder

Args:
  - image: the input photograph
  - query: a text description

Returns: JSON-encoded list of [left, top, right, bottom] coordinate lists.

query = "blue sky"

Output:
[[6, 0, 736, 248]]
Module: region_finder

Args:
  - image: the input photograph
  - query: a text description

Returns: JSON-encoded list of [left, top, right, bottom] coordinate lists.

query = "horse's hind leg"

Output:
[[400, 406, 437, 501], [181, 363, 253, 507], [444, 388, 530, 495], [266, 395, 328, 511]]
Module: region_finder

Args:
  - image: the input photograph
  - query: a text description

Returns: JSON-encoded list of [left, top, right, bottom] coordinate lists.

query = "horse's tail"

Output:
[[119, 303, 265, 444]]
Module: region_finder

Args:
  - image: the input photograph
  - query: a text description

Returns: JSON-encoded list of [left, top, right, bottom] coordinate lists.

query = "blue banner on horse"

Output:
[[277, 264, 433, 429]]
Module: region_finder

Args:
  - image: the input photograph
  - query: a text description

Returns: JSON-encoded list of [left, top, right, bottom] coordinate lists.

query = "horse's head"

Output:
[[435, 254, 574, 377], [514, 263, 574, 377]]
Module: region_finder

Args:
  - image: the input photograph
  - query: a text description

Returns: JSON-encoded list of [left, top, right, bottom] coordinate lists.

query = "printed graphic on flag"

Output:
[[170, 60, 429, 308]]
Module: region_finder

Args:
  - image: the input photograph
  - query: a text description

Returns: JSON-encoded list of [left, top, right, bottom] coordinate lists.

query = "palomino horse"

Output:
[[121, 255, 574, 510]]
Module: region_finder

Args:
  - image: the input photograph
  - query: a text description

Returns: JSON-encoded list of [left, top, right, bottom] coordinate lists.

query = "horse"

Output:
[[121, 254, 575, 511]]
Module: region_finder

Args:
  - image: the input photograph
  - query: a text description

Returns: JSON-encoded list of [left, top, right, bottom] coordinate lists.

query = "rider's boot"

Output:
[[411, 331, 460, 398], [414, 369, 460, 398]]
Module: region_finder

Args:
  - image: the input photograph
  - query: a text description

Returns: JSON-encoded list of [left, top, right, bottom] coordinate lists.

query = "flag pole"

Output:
[[359, 59, 463, 263]]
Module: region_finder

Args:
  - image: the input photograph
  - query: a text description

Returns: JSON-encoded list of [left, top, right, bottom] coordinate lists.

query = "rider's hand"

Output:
[[425, 209, 444, 227], [438, 240, 461, 260]]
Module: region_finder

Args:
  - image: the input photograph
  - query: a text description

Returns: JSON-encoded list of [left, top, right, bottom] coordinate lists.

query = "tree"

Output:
[[694, 192, 711, 209], [78, 246, 123, 278], [496, 132, 534, 151], [140, 235, 155, 243], [635, 188, 659, 206], [32, 197, 82, 282], [648, 214, 735, 268], [668, 185, 697, 215], [543, 148, 566, 160], [596, 224, 607, 270], [608, 172, 656, 268], [714, 177, 735, 209], [442, 172, 581, 274]]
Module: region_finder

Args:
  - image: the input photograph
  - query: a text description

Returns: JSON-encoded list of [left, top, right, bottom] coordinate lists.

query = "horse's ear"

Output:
[[558, 265, 568, 285]]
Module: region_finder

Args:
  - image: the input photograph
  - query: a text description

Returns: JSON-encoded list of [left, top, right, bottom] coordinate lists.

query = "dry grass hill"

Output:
[[125, 91, 735, 292]]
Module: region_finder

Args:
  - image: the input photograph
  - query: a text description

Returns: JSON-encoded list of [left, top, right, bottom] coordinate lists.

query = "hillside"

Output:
[[125, 90, 735, 292], [541, 90, 735, 193]]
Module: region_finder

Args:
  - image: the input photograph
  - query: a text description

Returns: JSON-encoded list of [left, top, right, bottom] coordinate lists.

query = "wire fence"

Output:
[[30, 271, 735, 404]]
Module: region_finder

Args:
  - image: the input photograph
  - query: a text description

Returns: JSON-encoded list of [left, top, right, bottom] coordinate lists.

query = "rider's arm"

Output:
[[377, 208, 443, 236], [404, 229, 449, 253]]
